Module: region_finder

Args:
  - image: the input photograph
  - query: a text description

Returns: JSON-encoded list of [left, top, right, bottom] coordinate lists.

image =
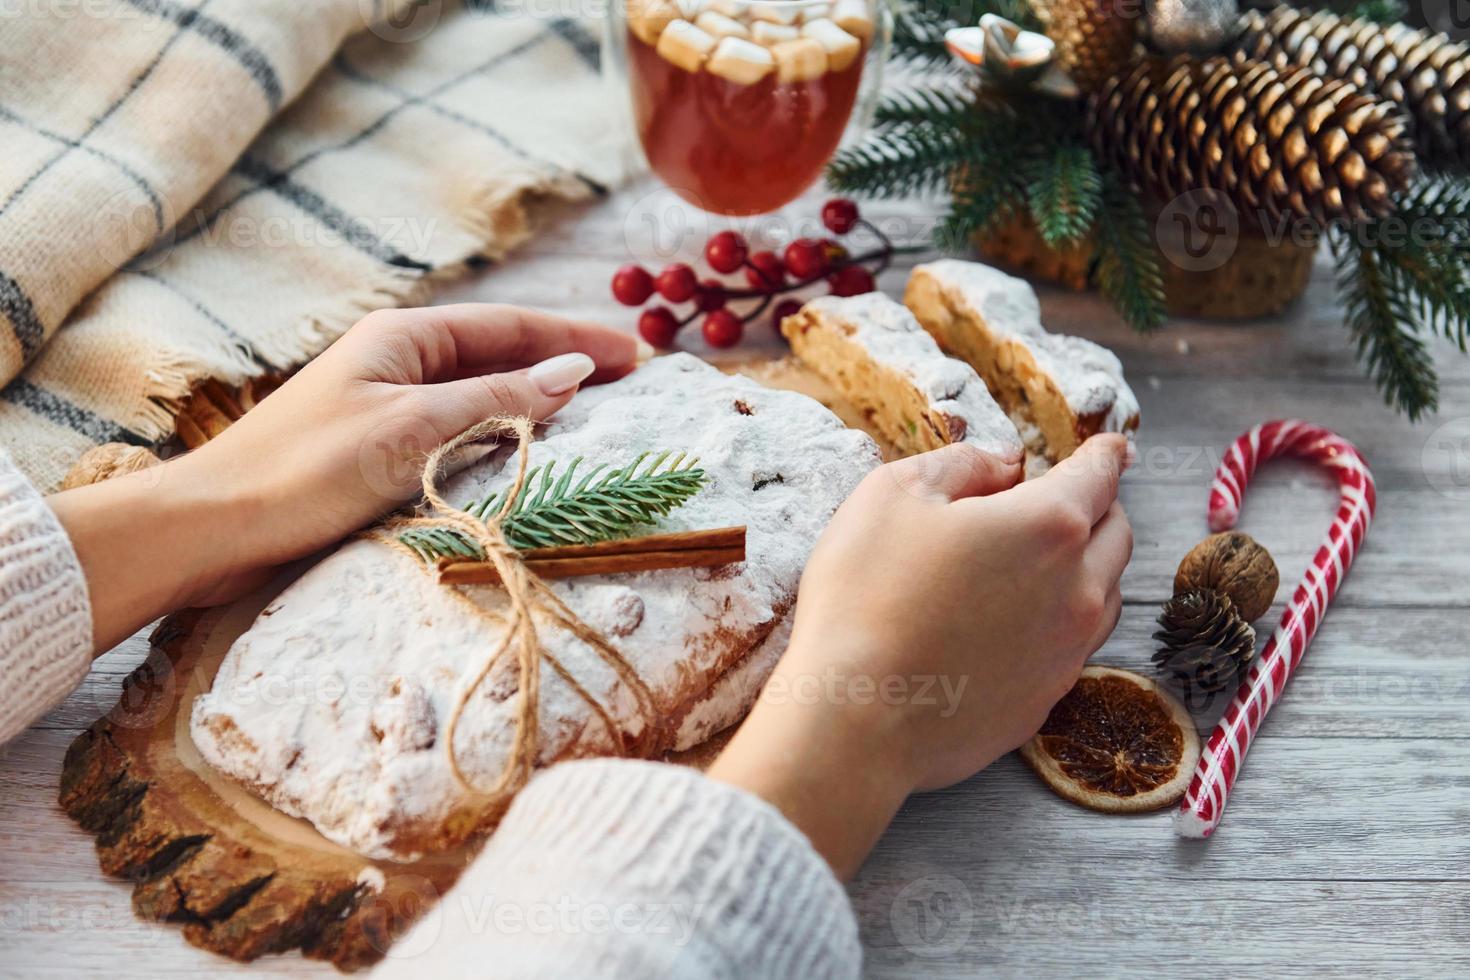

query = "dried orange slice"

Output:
[[1020, 665, 1201, 813]]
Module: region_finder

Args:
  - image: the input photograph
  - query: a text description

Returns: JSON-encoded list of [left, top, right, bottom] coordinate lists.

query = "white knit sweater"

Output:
[[0, 451, 861, 978]]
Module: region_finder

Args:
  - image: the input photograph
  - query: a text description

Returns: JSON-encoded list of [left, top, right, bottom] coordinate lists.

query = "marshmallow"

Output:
[[707, 0, 746, 15], [832, 0, 873, 43], [628, 0, 680, 45], [800, 2, 831, 22], [749, 2, 800, 26], [656, 19, 718, 72], [751, 20, 800, 45], [771, 37, 827, 82], [707, 36, 775, 84], [695, 9, 751, 39], [801, 17, 860, 71]]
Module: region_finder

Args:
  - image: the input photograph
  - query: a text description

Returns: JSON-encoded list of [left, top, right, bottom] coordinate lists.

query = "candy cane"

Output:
[[1174, 420, 1376, 838]]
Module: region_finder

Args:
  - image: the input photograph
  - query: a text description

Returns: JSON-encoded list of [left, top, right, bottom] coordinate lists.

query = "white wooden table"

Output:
[[4, 181, 1468, 977]]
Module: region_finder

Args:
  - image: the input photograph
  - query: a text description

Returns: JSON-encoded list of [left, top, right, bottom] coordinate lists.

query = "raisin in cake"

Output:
[[904, 260, 1140, 462], [779, 293, 1024, 463], [191, 354, 880, 860]]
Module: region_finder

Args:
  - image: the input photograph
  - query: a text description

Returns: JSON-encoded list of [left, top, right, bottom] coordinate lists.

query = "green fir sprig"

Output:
[[399, 451, 708, 561], [1092, 172, 1167, 333]]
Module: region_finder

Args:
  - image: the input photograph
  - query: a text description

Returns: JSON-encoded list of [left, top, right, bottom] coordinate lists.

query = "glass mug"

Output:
[[606, 0, 892, 215]]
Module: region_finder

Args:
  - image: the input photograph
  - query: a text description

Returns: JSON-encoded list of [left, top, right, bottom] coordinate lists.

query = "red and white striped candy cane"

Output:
[[1175, 420, 1376, 838]]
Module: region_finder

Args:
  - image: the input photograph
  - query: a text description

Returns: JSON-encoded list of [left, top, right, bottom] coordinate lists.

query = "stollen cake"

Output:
[[779, 293, 1024, 463], [904, 259, 1140, 462], [191, 354, 880, 860]]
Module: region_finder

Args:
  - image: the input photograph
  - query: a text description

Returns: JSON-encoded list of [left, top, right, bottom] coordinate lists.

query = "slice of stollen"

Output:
[[905, 260, 1140, 462], [779, 293, 1024, 463], [191, 354, 880, 860]]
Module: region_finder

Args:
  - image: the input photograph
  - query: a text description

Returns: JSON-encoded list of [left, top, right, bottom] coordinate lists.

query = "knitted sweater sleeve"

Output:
[[371, 759, 863, 979], [0, 451, 94, 745]]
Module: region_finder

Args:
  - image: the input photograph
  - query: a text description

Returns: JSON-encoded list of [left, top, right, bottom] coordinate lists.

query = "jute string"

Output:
[[372, 416, 657, 803]]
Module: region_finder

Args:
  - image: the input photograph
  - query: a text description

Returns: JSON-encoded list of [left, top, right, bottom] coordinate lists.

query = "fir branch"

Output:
[[1092, 171, 1167, 333], [1323, 0, 1407, 24], [1330, 226, 1440, 419], [872, 85, 975, 132], [827, 127, 973, 199], [1024, 144, 1103, 249], [1369, 175, 1470, 351], [398, 451, 708, 560]]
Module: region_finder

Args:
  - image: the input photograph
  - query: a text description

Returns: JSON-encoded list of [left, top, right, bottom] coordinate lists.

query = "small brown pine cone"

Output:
[[1153, 588, 1258, 693]]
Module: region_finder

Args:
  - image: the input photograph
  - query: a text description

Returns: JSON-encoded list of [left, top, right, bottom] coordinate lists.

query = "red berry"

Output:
[[783, 238, 829, 280], [771, 298, 803, 332], [827, 264, 876, 297], [702, 309, 743, 348], [744, 250, 786, 291], [705, 230, 749, 274], [821, 198, 860, 235], [820, 238, 849, 263], [695, 278, 728, 312], [611, 264, 654, 306], [638, 306, 679, 348], [655, 263, 698, 303]]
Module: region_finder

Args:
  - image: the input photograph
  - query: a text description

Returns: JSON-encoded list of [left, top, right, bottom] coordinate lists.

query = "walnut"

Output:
[[1173, 532, 1279, 623], [61, 443, 160, 490]]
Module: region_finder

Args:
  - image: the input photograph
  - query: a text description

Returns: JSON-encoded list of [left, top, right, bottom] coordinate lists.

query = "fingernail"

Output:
[[1123, 440, 1138, 471], [634, 338, 655, 363], [528, 352, 595, 395]]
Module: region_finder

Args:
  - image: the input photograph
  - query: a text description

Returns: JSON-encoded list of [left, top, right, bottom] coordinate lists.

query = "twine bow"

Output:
[[377, 416, 657, 803]]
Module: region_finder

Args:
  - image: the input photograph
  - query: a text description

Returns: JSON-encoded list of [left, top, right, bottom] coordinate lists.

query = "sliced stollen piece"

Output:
[[656, 19, 717, 71], [905, 259, 1140, 462], [707, 36, 775, 84], [780, 293, 1023, 462], [191, 355, 880, 861]]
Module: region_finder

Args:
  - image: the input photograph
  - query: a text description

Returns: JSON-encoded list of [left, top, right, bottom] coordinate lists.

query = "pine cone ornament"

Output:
[[1235, 6, 1470, 169], [1088, 55, 1416, 226], [1153, 588, 1257, 693], [1032, 0, 1141, 90]]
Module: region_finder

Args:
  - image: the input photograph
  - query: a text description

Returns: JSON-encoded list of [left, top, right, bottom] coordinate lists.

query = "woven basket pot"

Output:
[[975, 208, 1316, 320]]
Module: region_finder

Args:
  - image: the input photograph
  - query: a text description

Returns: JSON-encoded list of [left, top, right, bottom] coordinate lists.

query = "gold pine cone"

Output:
[[1033, 0, 1141, 91], [1174, 531, 1279, 623], [1088, 55, 1416, 226]]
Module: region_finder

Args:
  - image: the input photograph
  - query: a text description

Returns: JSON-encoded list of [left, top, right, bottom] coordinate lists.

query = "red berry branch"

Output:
[[611, 198, 921, 350]]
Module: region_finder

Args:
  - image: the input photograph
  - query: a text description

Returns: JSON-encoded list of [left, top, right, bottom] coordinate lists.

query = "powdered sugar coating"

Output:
[[800, 293, 1023, 461], [191, 354, 880, 859], [914, 259, 1140, 428]]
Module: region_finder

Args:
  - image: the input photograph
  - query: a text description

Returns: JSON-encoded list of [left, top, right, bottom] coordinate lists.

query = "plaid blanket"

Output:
[[0, 0, 628, 489]]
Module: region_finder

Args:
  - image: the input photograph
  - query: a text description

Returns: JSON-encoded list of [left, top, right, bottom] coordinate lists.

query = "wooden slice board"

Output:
[[58, 355, 897, 971], [59, 572, 472, 971]]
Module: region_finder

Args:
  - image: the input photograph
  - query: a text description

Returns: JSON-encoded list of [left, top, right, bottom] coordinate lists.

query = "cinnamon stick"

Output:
[[436, 526, 747, 586]]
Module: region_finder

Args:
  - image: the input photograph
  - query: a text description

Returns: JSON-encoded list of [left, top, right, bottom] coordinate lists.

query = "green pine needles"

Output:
[[827, 0, 1470, 417], [399, 451, 708, 561], [1329, 173, 1470, 419], [831, 80, 1167, 334]]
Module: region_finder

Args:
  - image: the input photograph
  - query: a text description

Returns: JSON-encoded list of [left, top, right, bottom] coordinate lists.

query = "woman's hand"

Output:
[[708, 436, 1133, 878], [49, 304, 643, 652]]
